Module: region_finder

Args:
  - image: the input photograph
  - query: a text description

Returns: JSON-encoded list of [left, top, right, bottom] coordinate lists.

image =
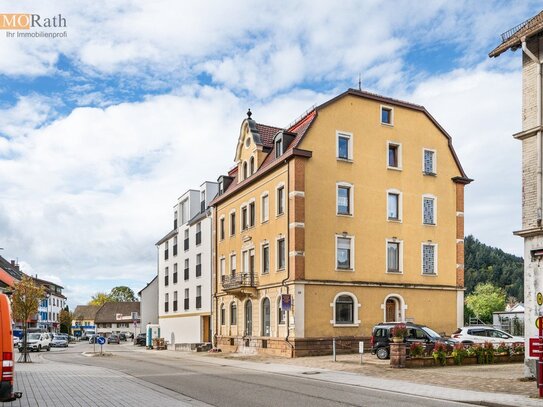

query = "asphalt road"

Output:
[[43, 342, 471, 407]]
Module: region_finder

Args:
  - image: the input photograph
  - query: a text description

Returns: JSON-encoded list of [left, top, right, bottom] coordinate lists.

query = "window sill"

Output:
[[261, 272, 270, 276], [423, 223, 436, 226], [332, 323, 360, 328], [335, 268, 354, 272], [387, 166, 402, 171], [422, 273, 438, 277], [336, 213, 353, 217], [336, 157, 353, 163], [276, 212, 285, 218], [276, 268, 286, 272], [423, 172, 437, 177], [381, 122, 394, 127], [387, 219, 402, 223], [261, 220, 269, 225], [386, 270, 403, 274]]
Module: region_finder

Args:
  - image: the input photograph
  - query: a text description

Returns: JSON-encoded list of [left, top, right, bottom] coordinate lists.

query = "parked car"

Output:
[[51, 335, 68, 348], [121, 331, 133, 340], [12, 336, 20, 347], [118, 333, 127, 341], [107, 334, 120, 344], [371, 322, 456, 359], [451, 326, 524, 345], [18, 333, 51, 352], [135, 333, 146, 346]]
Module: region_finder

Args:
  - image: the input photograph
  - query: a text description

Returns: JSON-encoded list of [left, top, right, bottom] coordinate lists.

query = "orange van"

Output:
[[0, 292, 15, 402]]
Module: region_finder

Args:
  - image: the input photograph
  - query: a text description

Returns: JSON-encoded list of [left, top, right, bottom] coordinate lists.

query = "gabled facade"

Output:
[[94, 302, 140, 336], [212, 89, 471, 356], [157, 181, 218, 349], [33, 277, 66, 333], [138, 276, 158, 333], [71, 305, 100, 336]]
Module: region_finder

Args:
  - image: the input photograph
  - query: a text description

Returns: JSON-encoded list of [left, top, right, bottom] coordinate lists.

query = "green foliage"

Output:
[[451, 343, 468, 365], [465, 283, 506, 323], [88, 292, 111, 306], [464, 235, 523, 301], [391, 323, 408, 338], [409, 342, 425, 357], [109, 286, 136, 302], [432, 342, 448, 366]]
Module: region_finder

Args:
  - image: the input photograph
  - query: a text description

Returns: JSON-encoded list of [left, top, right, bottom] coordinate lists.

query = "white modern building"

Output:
[[35, 277, 66, 333], [138, 276, 158, 333], [157, 181, 218, 349]]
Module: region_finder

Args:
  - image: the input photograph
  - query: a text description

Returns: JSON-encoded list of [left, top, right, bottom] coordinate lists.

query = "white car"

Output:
[[451, 326, 523, 345], [13, 336, 20, 347], [18, 332, 51, 352]]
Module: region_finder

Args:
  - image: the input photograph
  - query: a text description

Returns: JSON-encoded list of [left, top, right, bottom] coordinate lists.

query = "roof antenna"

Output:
[[358, 73, 362, 91]]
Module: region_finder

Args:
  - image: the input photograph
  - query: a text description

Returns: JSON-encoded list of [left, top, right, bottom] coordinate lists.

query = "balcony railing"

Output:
[[222, 272, 258, 291]]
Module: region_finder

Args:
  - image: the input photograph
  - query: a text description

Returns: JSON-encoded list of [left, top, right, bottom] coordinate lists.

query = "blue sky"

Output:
[[0, 1, 540, 306]]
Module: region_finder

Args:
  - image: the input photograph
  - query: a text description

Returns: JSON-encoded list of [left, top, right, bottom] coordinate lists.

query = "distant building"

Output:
[[33, 277, 66, 333], [138, 276, 158, 333], [94, 302, 140, 336], [157, 182, 218, 349], [0, 256, 23, 289], [493, 303, 524, 336], [71, 305, 101, 337]]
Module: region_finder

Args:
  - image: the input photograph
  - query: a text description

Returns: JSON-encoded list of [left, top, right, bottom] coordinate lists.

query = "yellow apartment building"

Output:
[[211, 89, 472, 356]]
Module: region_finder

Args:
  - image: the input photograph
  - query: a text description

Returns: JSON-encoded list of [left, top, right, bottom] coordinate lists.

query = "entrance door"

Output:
[[245, 300, 252, 336], [262, 298, 270, 336], [202, 316, 210, 342], [386, 298, 397, 322]]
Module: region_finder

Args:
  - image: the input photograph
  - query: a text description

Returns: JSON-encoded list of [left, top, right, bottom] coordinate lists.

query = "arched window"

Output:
[[262, 298, 270, 336], [335, 295, 354, 324], [220, 304, 225, 325], [245, 300, 252, 336], [243, 162, 248, 179], [250, 156, 255, 175], [230, 301, 237, 325]]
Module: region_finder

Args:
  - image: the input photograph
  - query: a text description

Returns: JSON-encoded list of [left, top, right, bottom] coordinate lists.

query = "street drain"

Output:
[[302, 371, 320, 375]]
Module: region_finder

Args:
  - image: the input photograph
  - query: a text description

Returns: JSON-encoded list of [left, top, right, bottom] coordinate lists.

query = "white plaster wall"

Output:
[[160, 315, 202, 344]]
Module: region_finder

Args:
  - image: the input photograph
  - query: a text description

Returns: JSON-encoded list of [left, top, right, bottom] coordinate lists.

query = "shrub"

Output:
[[391, 323, 408, 339], [432, 342, 448, 366], [496, 342, 508, 354], [409, 342, 425, 358], [451, 343, 468, 365], [513, 342, 525, 354], [483, 341, 495, 364]]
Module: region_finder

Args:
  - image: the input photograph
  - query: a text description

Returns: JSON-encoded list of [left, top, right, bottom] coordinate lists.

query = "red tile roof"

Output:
[[255, 123, 282, 148]]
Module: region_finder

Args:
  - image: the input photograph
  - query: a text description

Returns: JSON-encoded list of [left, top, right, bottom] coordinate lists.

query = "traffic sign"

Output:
[[96, 336, 106, 345], [529, 338, 543, 358], [538, 292, 543, 306], [537, 318, 542, 329]]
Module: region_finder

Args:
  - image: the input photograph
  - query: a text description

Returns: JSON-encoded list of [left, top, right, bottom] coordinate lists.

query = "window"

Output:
[[220, 304, 225, 325], [337, 184, 352, 215], [262, 243, 270, 274], [173, 263, 178, 284], [381, 106, 393, 125], [243, 161, 248, 179], [173, 236, 178, 256], [387, 241, 401, 273], [388, 142, 401, 169], [423, 149, 436, 175], [196, 222, 202, 245], [230, 254, 237, 276], [174, 210, 178, 229], [423, 196, 436, 225], [277, 186, 285, 215], [337, 131, 352, 160], [241, 205, 248, 230], [275, 139, 283, 158], [184, 259, 189, 281], [184, 288, 189, 310], [164, 267, 169, 286], [242, 250, 249, 274], [165, 293, 169, 313], [261, 194, 269, 222], [335, 295, 354, 324], [196, 254, 202, 277], [173, 291, 178, 312], [278, 297, 286, 325], [277, 238, 285, 270], [220, 217, 225, 240], [164, 240, 169, 260], [196, 285, 202, 309], [230, 302, 237, 324], [184, 229, 189, 251], [250, 156, 255, 175], [230, 211, 236, 235], [387, 192, 400, 221], [336, 236, 353, 270], [220, 257, 226, 281], [181, 199, 188, 224], [422, 244, 437, 275], [249, 202, 255, 227], [200, 190, 206, 213]]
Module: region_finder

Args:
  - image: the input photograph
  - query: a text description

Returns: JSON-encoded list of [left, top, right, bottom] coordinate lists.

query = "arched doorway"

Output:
[[262, 298, 270, 336], [385, 297, 401, 322], [245, 300, 252, 336]]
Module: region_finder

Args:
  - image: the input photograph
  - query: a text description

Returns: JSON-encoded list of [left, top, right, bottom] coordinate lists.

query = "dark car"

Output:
[[107, 334, 120, 344], [371, 322, 456, 360], [135, 333, 146, 346], [118, 333, 127, 341]]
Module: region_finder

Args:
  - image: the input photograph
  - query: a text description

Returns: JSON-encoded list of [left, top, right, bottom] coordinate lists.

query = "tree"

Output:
[[88, 292, 111, 306], [109, 286, 136, 302], [11, 276, 45, 362], [59, 307, 73, 334], [465, 283, 506, 323]]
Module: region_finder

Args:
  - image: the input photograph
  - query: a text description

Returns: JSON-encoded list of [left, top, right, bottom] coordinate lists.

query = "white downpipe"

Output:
[[522, 37, 543, 223]]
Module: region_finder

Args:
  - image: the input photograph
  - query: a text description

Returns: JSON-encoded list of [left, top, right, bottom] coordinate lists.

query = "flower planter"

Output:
[[404, 353, 525, 368]]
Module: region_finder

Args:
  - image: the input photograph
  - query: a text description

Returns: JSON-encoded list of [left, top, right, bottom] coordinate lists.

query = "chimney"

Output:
[[10, 260, 19, 271]]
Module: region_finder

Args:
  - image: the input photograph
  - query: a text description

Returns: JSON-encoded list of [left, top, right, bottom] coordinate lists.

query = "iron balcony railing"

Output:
[[222, 272, 258, 290], [501, 12, 543, 43]]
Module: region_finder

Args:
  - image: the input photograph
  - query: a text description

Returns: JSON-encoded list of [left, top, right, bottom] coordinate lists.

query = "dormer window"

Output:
[[275, 139, 283, 158]]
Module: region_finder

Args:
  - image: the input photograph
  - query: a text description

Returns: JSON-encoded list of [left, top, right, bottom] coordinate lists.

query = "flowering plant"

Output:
[[451, 343, 467, 365], [432, 342, 448, 366], [409, 342, 425, 357], [391, 323, 408, 339]]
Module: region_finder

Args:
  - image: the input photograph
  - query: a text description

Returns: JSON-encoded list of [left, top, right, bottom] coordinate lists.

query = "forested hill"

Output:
[[464, 235, 524, 301]]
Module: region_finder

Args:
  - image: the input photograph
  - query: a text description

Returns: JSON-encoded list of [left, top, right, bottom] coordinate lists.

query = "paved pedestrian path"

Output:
[[2, 353, 209, 407]]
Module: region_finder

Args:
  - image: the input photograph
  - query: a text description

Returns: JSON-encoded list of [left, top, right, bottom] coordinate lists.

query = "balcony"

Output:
[[222, 273, 258, 297]]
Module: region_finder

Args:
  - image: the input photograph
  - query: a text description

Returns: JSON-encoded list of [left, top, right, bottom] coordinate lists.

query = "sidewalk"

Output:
[[3, 353, 209, 407]]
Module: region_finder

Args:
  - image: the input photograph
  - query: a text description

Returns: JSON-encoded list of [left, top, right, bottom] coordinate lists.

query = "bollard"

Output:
[[332, 337, 336, 362]]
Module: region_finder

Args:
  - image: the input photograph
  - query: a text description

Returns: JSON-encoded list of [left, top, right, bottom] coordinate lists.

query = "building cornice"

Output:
[[513, 125, 543, 140], [513, 227, 543, 238]]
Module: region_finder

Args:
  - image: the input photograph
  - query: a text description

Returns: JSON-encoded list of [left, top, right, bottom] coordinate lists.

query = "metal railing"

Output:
[[222, 273, 257, 290], [501, 12, 543, 43]]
